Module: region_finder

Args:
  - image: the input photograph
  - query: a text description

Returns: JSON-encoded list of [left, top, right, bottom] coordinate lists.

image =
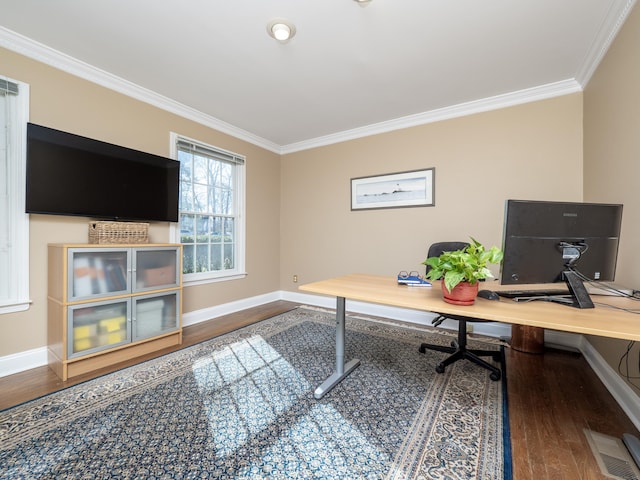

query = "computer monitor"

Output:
[[500, 199, 623, 308]]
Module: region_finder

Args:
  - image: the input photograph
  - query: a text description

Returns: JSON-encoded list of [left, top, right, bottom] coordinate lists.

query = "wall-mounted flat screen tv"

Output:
[[25, 123, 180, 222]]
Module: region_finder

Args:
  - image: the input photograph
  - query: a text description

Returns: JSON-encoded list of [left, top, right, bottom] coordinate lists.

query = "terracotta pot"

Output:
[[441, 281, 479, 305]]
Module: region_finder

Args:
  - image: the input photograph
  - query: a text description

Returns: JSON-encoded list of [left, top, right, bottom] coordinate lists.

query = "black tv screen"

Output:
[[25, 123, 180, 222]]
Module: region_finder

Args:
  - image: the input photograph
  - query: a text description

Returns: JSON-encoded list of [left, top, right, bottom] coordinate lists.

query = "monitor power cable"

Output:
[[618, 340, 640, 394]]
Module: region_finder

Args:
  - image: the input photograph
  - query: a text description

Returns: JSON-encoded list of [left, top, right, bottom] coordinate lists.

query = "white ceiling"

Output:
[[0, 0, 636, 153]]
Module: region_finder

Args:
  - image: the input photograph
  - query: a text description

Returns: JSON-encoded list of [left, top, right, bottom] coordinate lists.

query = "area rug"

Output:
[[0, 307, 511, 479]]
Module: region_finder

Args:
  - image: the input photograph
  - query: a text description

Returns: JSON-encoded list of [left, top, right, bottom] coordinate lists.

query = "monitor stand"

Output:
[[563, 270, 595, 309]]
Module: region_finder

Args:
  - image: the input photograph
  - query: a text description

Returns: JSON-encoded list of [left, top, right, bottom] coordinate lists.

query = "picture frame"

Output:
[[350, 168, 435, 211]]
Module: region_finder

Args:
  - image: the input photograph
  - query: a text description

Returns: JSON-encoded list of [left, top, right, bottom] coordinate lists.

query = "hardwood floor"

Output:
[[1, 300, 638, 479], [506, 345, 640, 479]]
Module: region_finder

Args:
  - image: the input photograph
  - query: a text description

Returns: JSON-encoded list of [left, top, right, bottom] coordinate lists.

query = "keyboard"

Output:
[[496, 289, 570, 299]]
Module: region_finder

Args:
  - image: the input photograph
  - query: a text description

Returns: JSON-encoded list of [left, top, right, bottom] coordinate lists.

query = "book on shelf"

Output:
[[73, 256, 93, 297], [104, 259, 127, 291]]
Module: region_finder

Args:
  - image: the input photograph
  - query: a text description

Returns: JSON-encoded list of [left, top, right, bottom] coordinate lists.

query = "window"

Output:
[[172, 134, 246, 284], [0, 76, 29, 314]]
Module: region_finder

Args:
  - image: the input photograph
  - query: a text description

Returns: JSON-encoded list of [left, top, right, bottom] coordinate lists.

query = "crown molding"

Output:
[[280, 79, 582, 154], [0, 27, 281, 154], [575, 0, 637, 87]]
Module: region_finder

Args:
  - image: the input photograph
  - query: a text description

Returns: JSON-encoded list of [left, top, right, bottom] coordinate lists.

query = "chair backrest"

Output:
[[425, 241, 470, 274]]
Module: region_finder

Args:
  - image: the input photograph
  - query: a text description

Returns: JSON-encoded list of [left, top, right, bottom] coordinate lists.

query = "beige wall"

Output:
[[584, 4, 640, 389], [280, 94, 584, 289], [0, 48, 281, 357]]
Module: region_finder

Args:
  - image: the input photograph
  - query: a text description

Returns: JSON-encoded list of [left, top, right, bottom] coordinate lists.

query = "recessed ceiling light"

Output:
[[267, 19, 296, 43], [353, 0, 372, 6]]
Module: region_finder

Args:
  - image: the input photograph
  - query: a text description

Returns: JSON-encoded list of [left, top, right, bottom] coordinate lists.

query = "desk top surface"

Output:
[[299, 273, 640, 341]]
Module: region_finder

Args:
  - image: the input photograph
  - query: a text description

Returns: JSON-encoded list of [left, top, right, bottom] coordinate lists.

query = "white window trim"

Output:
[[169, 132, 246, 287], [0, 77, 30, 314]]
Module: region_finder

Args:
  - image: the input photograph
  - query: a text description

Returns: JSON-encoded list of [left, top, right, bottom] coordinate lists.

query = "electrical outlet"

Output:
[[293, 275, 298, 283]]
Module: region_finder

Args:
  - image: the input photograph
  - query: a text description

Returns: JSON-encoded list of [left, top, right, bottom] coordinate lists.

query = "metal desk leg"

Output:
[[314, 296, 361, 399]]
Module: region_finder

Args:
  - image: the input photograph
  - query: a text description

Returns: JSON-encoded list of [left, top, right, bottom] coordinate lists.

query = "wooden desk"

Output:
[[300, 273, 640, 398]]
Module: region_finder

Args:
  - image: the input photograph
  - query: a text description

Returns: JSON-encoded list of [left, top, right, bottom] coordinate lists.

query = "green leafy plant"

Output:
[[423, 238, 504, 292]]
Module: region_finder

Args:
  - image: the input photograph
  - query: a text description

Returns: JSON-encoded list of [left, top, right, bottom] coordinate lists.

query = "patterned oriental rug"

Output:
[[1, 307, 512, 479]]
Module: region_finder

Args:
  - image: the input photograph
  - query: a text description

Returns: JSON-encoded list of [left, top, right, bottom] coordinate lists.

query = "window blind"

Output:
[[177, 139, 245, 165], [0, 78, 19, 96], [1, 75, 30, 313]]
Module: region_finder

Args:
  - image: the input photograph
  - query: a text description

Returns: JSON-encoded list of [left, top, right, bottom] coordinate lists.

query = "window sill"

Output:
[[0, 299, 32, 315], [183, 272, 248, 288]]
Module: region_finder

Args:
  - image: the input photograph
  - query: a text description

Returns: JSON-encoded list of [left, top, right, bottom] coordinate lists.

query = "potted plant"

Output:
[[423, 238, 504, 305]]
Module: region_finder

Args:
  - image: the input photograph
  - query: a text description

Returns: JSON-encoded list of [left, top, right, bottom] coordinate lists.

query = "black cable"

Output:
[[566, 267, 640, 301], [617, 341, 640, 393]]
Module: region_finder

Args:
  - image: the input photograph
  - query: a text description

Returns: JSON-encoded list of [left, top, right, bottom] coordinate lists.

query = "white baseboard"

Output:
[[0, 346, 48, 378], [581, 337, 640, 432], [2, 288, 639, 431], [181, 291, 283, 327], [285, 290, 511, 338]]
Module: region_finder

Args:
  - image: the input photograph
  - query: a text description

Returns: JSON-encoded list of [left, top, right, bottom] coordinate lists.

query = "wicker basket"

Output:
[[88, 221, 149, 244]]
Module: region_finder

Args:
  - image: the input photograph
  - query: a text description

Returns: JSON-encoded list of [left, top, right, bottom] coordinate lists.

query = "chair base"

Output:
[[419, 316, 502, 381], [419, 342, 502, 381]]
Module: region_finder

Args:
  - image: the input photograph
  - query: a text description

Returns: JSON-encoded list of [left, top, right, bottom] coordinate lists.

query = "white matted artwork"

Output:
[[351, 168, 435, 211]]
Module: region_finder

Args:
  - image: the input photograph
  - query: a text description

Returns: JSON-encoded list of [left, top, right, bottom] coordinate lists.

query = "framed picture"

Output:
[[350, 168, 435, 211]]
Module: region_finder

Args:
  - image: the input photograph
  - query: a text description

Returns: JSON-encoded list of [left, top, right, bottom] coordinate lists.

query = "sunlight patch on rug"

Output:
[[193, 335, 313, 458], [192, 333, 389, 475]]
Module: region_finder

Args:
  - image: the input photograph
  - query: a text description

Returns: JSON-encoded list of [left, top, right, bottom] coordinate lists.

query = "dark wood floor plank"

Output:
[[506, 346, 639, 479], [1, 301, 638, 480]]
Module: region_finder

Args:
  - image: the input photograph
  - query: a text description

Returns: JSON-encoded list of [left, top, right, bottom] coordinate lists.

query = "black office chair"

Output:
[[418, 241, 502, 381]]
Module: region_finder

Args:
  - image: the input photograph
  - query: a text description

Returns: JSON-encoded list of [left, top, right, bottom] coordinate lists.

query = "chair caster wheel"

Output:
[[419, 345, 426, 353], [490, 371, 501, 381], [450, 341, 457, 348], [435, 364, 445, 374]]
